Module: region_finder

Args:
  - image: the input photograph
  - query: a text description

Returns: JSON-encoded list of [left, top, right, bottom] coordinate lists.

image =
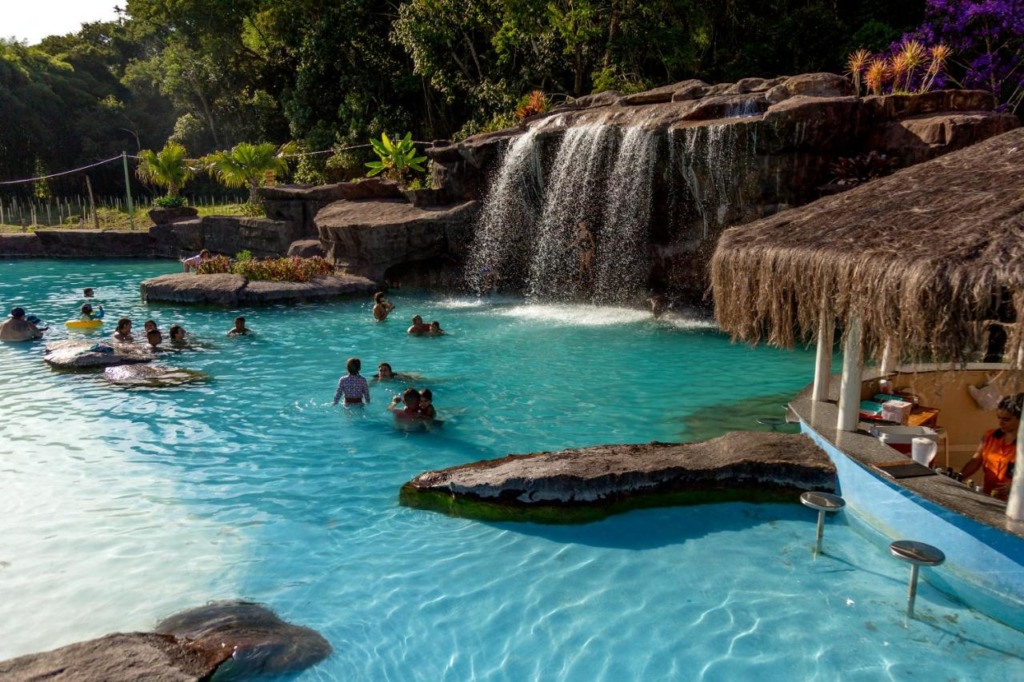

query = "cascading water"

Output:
[[466, 119, 751, 303], [592, 126, 659, 302], [465, 129, 544, 293], [527, 125, 618, 300]]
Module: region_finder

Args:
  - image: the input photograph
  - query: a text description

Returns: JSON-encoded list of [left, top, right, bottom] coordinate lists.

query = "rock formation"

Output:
[[0, 601, 331, 681], [43, 340, 155, 369], [140, 272, 376, 306], [401, 431, 835, 523]]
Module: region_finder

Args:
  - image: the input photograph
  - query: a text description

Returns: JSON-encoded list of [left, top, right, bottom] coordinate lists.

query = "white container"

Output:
[[882, 400, 913, 424], [911, 437, 938, 466]]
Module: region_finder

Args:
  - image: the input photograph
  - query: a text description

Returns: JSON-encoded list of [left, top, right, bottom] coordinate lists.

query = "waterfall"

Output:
[[527, 125, 618, 299], [466, 119, 748, 303], [465, 130, 544, 293], [592, 126, 658, 302]]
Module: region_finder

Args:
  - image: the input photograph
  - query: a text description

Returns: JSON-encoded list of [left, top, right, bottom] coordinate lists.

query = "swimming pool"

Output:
[[1, 260, 1021, 679]]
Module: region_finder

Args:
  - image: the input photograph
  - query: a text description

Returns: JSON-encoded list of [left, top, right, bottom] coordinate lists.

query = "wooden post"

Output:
[[1008, 347, 1024, 521], [812, 304, 835, 402], [122, 151, 135, 230], [85, 176, 100, 230], [837, 316, 864, 432]]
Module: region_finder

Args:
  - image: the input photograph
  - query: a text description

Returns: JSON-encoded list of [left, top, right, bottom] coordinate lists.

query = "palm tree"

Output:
[[203, 142, 293, 205], [136, 142, 195, 198]]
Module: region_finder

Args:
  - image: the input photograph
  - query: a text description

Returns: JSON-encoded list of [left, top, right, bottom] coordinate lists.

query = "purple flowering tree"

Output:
[[910, 0, 1024, 112]]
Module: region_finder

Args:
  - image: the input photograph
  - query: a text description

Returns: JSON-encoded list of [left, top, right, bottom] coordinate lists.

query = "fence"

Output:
[[0, 194, 248, 230]]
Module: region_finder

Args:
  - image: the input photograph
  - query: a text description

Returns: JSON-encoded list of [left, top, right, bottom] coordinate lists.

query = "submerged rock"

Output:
[[43, 340, 155, 369], [0, 601, 331, 681], [155, 601, 333, 676], [103, 364, 208, 388], [401, 431, 835, 523]]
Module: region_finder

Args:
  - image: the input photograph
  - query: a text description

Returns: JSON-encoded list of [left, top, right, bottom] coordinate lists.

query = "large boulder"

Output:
[[104, 364, 208, 387], [316, 199, 480, 280], [401, 431, 835, 523], [0, 601, 331, 681]]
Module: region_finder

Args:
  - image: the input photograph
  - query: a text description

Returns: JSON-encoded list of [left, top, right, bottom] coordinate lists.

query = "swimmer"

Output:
[[112, 318, 134, 342], [373, 292, 394, 321], [418, 388, 436, 419], [227, 316, 251, 336], [80, 303, 104, 321], [333, 357, 371, 406], [169, 324, 187, 343], [388, 387, 429, 423], [428, 321, 445, 336], [146, 328, 163, 348], [83, 288, 95, 298], [373, 362, 416, 381], [143, 320, 159, 334], [407, 315, 430, 335], [0, 307, 44, 341]]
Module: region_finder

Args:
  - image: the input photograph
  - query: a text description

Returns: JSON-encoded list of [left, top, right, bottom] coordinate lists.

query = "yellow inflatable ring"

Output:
[[65, 319, 104, 330]]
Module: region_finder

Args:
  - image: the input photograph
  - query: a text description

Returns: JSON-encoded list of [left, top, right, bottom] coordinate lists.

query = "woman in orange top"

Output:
[[960, 393, 1022, 500]]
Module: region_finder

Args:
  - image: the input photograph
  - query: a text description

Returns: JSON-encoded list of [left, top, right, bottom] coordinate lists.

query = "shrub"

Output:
[[196, 255, 333, 282], [515, 90, 551, 121], [154, 195, 187, 208]]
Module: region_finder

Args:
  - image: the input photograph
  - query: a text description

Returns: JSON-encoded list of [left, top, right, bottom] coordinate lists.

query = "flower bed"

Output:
[[197, 255, 334, 282]]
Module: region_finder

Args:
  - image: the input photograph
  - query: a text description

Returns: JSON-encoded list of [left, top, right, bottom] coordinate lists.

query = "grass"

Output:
[[0, 203, 255, 233]]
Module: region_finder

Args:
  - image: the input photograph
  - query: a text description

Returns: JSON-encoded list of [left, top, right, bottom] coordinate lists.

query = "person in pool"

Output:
[[143, 320, 159, 334], [407, 315, 430, 335], [428, 321, 445, 336], [0, 307, 44, 342], [388, 388, 430, 424], [112, 318, 134, 342], [146, 328, 163, 348], [182, 249, 211, 273], [227, 316, 251, 336], [332, 357, 371, 406], [168, 324, 187, 344], [417, 388, 436, 419], [373, 292, 394, 321], [373, 362, 416, 381], [80, 303, 104, 321]]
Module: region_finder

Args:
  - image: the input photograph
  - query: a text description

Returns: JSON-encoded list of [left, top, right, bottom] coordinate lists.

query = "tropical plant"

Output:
[[153, 195, 187, 208], [365, 132, 427, 185], [515, 90, 551, 121], [197, 254, 333, 282], [202, 142, 294, 205], [849, 39, 952, 96], [136, 142, 195, 198], [847, 49, 871, 95]]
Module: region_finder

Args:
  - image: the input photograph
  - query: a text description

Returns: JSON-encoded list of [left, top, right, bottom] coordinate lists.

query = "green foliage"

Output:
[[235, 249, 253, 262], [202, 142, 292, 205], [197, 254, 334, 282], [153, 195, 187, 208], [136, 142, 195, 197], [365, 132, 427, 185]]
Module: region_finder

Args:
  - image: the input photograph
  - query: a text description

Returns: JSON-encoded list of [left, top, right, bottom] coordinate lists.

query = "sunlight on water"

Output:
[[0, 261, 1021, 681]]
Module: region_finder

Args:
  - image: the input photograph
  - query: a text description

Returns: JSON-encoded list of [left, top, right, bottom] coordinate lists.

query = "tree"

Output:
[[203, 142, 291, 205], [136, 142, 195, 197]]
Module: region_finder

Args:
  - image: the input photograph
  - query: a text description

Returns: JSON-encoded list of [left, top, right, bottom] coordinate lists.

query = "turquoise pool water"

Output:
[[1, 260, 1021, 680]]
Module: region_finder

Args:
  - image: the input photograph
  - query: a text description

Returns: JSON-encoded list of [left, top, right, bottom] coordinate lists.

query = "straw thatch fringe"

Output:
[[711, 127, 1024, 368]]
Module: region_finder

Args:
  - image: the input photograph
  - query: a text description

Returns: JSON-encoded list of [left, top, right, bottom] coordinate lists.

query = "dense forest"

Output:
[[0, 0, 1017, 196]]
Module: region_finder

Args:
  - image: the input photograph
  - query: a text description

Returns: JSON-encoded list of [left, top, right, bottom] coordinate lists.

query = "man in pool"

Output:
[[388, 388, 430, 424], [373, 292, 394, 321], [0, 307, 44, 341], [227, 316, 251, 336], [407, 315, 430, 335]]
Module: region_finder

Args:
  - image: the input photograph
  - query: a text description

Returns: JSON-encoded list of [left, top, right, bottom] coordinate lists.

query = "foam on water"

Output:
[[0, 261, 1021, 680]]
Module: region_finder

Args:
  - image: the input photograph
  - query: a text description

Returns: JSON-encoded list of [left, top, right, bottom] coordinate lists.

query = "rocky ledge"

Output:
[[140, 272, 377, 306], [43, 340, 155, 369], [0, 601, 331, 682], [401, 431, 834, 523]]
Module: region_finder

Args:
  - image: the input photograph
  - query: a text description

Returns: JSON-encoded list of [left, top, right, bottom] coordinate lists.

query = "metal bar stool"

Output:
[[799, 491, 845, 554], [889, 540, 945, 618]]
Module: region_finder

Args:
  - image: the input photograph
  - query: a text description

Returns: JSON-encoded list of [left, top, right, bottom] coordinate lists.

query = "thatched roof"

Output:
[[711, 126, 1024, 366]]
